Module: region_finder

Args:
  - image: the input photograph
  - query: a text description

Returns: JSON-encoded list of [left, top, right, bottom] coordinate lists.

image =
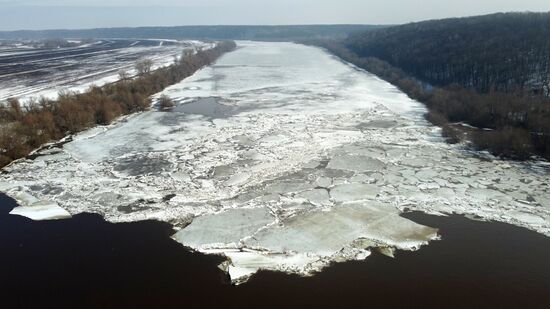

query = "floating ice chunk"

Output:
[[330, 183, 380, 202], [383, 172, 411, 185], [349, 174, 374, 184], [171, 171, 192, 182], [507, 211, 546, 225], [400, 157, 428, 168], [174, 208, 275, 247], [336, 145, 387, 159], [93, 192, 124, 206], [303, 160, 322, 169], [212, 249, 320, 284], [212, 165, 236, 177], [466, 188, 504, 200], [315, 177, 332, 188], [327, 155, 385, 172], [360, 120, 398, 129], [418, 182, 441, 190], [245, 202, 438, 254], [415, 169, 439, 180], [377, 246, 396, 258], [266, 181, 316, 195], [241, 150, 266, 161], [533, 195, 550, 208], [259, 134, 289, 146], [9, 201, 71, 221], [8, 190, 40, 205], [200, 202, 439, 284], [233, 135, 254, 147], [295, 189, 331, 205], [435, 188, 457, 198], [225, 173, 251, 187]]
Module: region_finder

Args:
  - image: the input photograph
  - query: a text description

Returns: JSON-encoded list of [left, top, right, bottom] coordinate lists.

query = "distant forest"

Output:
[[0, 25, 382, 41], [310, 13, 550, 160], [345, 13, 550, 95]]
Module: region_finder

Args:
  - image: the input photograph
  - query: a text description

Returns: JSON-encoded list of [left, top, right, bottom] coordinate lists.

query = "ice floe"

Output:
[[9, 201, 71, 221], [1, 41, 549, 283]]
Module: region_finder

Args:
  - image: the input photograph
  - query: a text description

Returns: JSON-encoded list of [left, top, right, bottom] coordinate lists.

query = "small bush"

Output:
[[0, 155, 11, 168], [158, 95, 175, 111]]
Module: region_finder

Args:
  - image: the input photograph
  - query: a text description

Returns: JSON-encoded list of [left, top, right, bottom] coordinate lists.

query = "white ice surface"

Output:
[[1, 41, 549, 283], [9, 201, 71, 221]]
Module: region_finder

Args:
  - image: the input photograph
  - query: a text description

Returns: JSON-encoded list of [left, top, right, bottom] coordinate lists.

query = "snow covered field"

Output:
[[0, 39, 212, 104], [1, 41, 549, 283]]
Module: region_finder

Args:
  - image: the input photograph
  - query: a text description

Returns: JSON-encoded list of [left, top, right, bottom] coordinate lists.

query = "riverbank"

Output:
[[305, 39, 550, 161], [0, 41, 237, 168]]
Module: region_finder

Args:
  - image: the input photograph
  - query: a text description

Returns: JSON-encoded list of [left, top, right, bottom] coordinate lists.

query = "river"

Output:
[[1, 41, 549, 291]]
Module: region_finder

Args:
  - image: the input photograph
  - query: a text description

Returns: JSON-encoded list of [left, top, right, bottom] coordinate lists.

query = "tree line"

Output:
[[304, 13, 550, 161], [306, 39, 550, 160], [0, 25, 383, 41], [0, 41, 236, 168], [344, 12, 550, 96]]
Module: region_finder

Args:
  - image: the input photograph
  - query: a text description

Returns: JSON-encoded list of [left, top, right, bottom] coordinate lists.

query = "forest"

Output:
[[0, 25, 382, 41], [345, 12, 550, 95], [308, 13, 550, 160], [0, 41, 236, 168]]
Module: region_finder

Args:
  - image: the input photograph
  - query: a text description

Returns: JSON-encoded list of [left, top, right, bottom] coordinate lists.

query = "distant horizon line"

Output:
[[0, 11, 547, 33], [0, 23, 383, 33]]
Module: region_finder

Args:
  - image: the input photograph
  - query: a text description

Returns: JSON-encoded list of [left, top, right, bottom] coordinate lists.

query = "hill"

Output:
[[0, 25, 382, 41], [314, 13, 550, 160], [345, 12, 550, 95]]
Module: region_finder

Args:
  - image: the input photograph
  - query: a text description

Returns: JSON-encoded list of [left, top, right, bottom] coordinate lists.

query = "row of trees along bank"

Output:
[[0, 41, 237, 168], [306, 39, 550, 161]]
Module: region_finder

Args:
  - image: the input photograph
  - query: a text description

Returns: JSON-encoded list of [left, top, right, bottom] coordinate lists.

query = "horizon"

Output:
[[1, 0, 550, 31], [1, 11, 549, 33]]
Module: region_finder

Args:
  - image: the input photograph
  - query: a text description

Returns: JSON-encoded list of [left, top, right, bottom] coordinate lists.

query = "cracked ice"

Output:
[[1, 42, 549, 284]]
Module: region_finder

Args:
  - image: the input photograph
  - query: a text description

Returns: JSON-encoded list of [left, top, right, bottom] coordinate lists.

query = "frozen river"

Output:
[[1, 41, 549, 283]]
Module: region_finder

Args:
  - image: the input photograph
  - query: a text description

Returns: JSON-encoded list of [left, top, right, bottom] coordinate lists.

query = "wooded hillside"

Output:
[[310, 13, 550, 160], [345, 12, 550, 96], [0, 25, 383, 41]]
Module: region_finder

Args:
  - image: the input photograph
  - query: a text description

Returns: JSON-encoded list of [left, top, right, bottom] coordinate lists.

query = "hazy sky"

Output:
[[1, 0, 550, 31]]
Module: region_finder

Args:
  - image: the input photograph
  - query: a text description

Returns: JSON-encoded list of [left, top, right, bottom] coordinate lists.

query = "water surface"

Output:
[[2, 193, 549, 308]]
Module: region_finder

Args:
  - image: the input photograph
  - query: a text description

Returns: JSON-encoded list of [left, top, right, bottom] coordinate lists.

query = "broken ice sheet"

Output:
[[174, 202, 439, 284], [9, 201, 71, 221], [1, 41, 549, 284], [174, 207, 275, 247]]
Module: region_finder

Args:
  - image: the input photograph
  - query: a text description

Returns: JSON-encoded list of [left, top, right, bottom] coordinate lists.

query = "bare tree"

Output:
[[182, 49, 194, 58], [158, 94, 175, 111], [7, 98, 23, 121], [135, 59, 153, 75], [118, 69, 130, 81]]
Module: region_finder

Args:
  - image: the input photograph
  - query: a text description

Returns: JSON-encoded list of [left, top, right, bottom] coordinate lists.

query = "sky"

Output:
[[1, 0, 550, 31]]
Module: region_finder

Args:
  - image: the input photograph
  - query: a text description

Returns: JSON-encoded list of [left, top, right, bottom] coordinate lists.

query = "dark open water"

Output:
[[1, 193, 549, 309]]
